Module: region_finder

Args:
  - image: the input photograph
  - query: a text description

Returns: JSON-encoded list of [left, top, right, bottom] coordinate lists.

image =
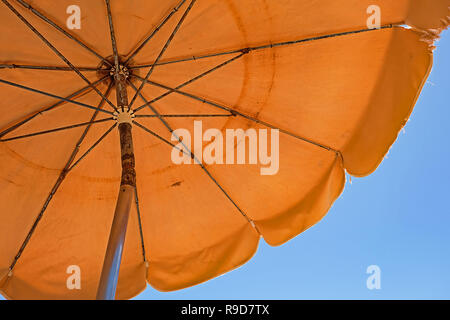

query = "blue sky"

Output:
[[135, 30, 450, 300]]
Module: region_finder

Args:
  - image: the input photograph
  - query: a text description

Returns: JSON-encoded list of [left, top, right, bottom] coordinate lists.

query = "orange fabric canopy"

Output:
[[0, 0, 448, 299]]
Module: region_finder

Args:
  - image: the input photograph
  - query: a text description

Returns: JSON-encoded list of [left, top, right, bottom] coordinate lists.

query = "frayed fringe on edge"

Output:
[[413, 10, 450, 52]]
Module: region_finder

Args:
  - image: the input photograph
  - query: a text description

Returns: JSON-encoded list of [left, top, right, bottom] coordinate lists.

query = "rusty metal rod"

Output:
[[0, 118, 114, 142], [0, 76, 109, 138], [124, 0, 187, 65], [67, 123, 117, 172], [0, 78, 114, 115], [134, 185, 147, 264], [133, 120, 179, 149], [7, 84, 114, 273], [1, 0, 116, 110], [128, 79, 175, 133], [129, 25, 394, 70], [132, 52, 246, 113], [104, 0, 124, 113], [128, 0, 196, 108], [15, 0, 112, 67], [0, 64, 100, 71], [133, 120, 258, 231], [135, 114, 232, 118], [105, 0, 120, 70]]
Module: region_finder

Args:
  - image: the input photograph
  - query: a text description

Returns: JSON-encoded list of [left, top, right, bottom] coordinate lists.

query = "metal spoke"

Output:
[[105, 0, 120, 70], [128, 79, 174, 133], [128, 0, 197, 109], [0, 64, 101, 72], [104, 0, 130, 114], [124, 0, 187, 65], [135, 114, 232, 118], [133, 121, 178, 148], [133, 121, 258, 231], [132, 52, 246, 113], [129, 25, 394, 70], [131, 79, 256, 229], [68, 123, 117, 172], [0, 118, 113, 142], [131, 80, 231, 152], [14, 0, 112, 67], [7, 83, 114, 272], [2, 0, 117, 111], [0, 78, 114, 115], [195, 158, 258, 231], [0, 76, 108, 138], [133, 77, 338, 153], [134, 185, 147, 264]]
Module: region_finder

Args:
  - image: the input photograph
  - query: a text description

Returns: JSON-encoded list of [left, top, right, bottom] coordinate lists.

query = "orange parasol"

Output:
[[0, 0, 448, 299]]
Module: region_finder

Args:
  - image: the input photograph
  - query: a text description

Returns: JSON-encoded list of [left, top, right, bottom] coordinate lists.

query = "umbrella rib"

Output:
[[0, 118, 114, 142], [133, 121, 177, 147], [104, 0, 120, 70], [0, 78, 114, 115], [128, 0, 197, 109], [14, 0, 112, 67], [133, 121, 259, 232], [129, 79, 232, 131], [129, 77, 232, 155], [129, 24, 394, 70], [0, 76, 108, 139], [131, 75, 300, 232], [132, 52, 246, 113], [135, 114, 232, 118], [2, 0, 117, 111], [124, 0, 187, 65], [131, 74, 259, 233], [127, 79, 176, 133], [133, 76, 339, 154], [7, 83, 114, 273], [0, 64, 101, 72], [67, 123, 117, 172], [134, 185, 147, 264]]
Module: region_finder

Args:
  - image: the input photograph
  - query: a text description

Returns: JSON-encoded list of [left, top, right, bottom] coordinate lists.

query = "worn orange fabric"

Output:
[[0, 0, 448, 299]]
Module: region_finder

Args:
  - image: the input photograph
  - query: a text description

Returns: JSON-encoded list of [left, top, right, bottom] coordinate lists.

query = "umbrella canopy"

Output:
[[0, 0, 448, 299]]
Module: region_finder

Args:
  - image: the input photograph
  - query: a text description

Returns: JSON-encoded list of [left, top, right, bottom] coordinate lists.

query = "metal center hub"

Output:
[[96, 55, 138, 81], [113, 108, 135, 124], [110, 64, 129, 79]]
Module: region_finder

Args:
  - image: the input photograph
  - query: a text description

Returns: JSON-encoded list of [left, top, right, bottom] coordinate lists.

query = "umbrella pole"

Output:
[[96, 70, 136, 300]]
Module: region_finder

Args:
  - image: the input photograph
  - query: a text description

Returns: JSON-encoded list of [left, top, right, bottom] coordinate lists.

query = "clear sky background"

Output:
[[135, 30, 450, 300]]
